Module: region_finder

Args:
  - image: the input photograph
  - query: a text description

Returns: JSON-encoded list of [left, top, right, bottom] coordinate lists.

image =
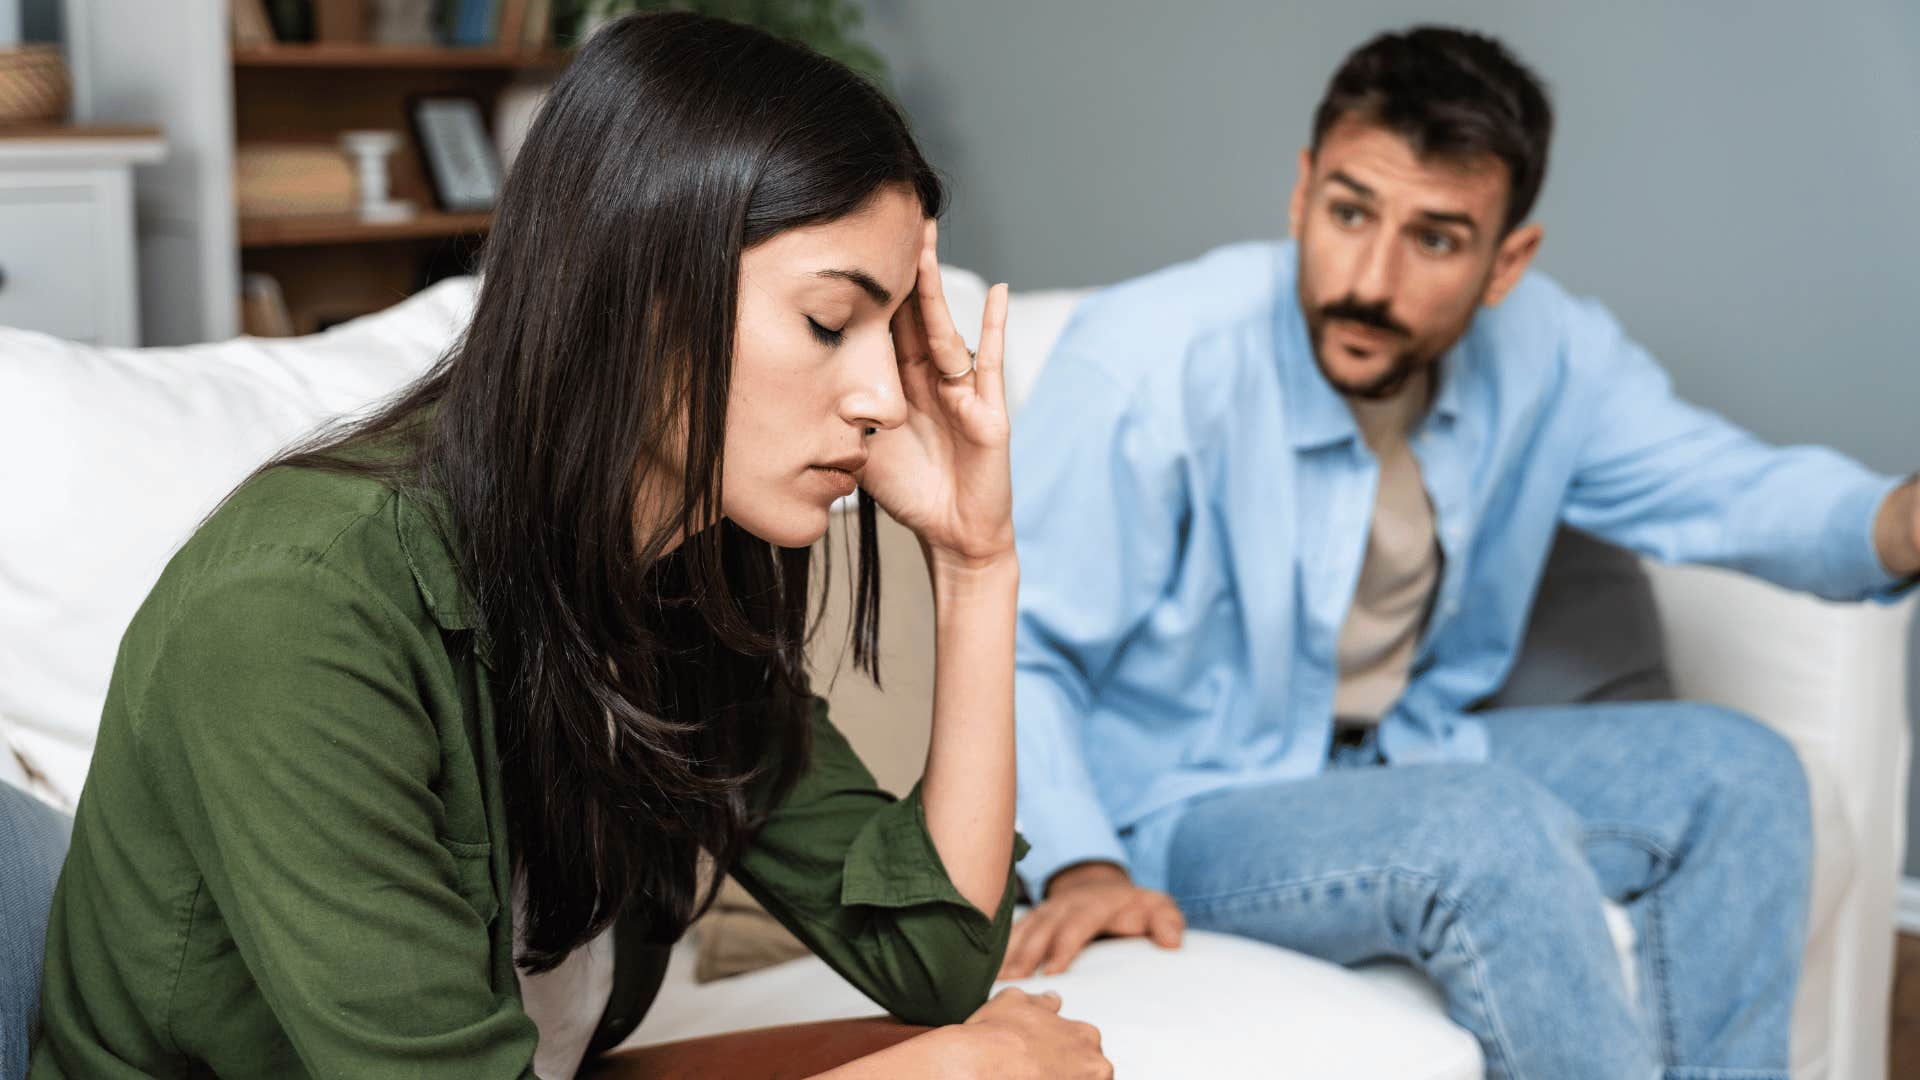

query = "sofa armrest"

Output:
[[1642, 560, 1915, 1080], [1644, 560, 1914, 833]]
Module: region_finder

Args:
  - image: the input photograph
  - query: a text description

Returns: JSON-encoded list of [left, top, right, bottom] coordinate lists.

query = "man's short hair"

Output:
[[1312, 26, 1553, 234]]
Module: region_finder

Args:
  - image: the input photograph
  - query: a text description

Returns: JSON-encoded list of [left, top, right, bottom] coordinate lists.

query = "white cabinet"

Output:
[[0, 130, 165, 346]]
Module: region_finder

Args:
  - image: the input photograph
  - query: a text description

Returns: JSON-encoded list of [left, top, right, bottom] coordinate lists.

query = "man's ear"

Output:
[[1288, 148, 1312, 240], [1482, 222, 1544, 307]]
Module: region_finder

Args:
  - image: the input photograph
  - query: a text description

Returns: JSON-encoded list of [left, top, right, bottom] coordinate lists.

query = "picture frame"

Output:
[[408, 94, 503, 213]]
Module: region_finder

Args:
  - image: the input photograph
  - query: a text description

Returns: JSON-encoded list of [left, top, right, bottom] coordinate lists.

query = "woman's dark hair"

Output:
[[268, 12, 944, 970], [1311, 26, 1553, 234]]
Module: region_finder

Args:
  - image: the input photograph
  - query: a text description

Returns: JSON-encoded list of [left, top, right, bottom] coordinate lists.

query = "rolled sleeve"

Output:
[[730, 702, 1024, 1026], [839, 780, 1029, 949], [1828, 473, 1919, 601]]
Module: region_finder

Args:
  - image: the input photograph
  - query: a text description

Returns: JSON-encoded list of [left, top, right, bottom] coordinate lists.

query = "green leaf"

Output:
[[577, 0, 890, 84]]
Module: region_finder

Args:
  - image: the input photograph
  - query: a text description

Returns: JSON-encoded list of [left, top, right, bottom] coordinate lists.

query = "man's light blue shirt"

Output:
[[1010, 240, 1907, 896]]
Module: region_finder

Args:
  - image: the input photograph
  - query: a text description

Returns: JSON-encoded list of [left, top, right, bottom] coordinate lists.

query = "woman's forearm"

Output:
[[916, 548, 1020, 916], [807, 1025, 972, 1080]]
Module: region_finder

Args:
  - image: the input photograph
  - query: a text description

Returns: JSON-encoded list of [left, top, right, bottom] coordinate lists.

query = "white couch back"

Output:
[[0, 280, 475, 801], [0, 269, 1085, 806]]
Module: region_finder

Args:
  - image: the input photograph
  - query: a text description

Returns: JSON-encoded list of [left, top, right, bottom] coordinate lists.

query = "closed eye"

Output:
[[806, 316, 845, 347]]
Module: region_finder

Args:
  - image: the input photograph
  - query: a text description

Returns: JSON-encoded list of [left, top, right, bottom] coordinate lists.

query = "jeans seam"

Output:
[[1176, 866, 1387, 911], [1438, 887, 1527, 1080], [1643, 889, 1679, 1063], [1577, 821, 1679, 1059]]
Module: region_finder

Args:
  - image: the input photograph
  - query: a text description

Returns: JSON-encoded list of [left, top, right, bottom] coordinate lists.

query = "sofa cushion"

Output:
[[624, 929, 1484, 1079], [694, 879, 812, 983], [0, 279, 479, 805]]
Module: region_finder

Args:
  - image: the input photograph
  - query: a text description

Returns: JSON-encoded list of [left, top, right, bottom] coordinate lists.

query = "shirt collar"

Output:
[[1275, 287, 1360, 450], [1427, 336, 1468, 429], [395, 489, 484, 637]]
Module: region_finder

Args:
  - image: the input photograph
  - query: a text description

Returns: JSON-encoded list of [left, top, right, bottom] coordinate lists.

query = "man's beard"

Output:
[[1306, 294, 1430, 400]]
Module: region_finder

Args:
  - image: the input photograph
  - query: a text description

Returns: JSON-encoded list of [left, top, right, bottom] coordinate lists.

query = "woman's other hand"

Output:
[[950, 987, 1113, 1080]]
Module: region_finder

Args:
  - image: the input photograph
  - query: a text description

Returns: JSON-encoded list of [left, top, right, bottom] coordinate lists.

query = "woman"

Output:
[[30, 14, 1108, 1080]]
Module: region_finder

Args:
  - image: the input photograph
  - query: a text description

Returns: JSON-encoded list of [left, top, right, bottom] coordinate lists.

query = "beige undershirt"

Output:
[[1332, 370, 1443, 728]]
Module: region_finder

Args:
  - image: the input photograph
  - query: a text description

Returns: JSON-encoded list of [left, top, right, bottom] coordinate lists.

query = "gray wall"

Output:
[[857, 0, 1920, 868]]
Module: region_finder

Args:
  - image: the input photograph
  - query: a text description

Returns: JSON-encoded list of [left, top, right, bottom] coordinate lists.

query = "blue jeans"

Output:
[[1129, 703, 1809, 1080], [1, 781, 70, 1080]]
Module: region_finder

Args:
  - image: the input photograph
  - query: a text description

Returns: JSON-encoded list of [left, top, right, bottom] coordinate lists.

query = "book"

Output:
[[521, 0, 553, 51], [445, 0, 497, 47], [496, 0, 528, 51], [263, 0, 313, 43], [240, 273, 296, 338], [231, 0, 277, 47], [234, 143, 356, 219], [313, 0, 371, 43]]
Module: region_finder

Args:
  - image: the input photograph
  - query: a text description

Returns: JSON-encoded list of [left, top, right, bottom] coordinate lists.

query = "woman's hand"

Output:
[[950, 988, 1113, 1079], [801, 990, 1110, 1080], [858, 220, 1012, 568]]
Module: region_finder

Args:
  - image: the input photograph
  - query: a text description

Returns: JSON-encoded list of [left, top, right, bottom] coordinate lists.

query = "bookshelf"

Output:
[[69, 0, 574, 343], [237, 209, 493, 248], [223, 0, 573, 335], [232, 51, 567, 333], [231, 44, 575, 71]]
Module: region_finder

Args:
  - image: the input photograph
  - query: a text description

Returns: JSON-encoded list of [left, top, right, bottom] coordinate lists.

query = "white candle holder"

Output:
[[339, 130, 413, 223]]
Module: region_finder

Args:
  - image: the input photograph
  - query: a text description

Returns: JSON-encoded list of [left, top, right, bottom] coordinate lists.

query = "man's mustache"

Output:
[[1318, 296, 1412, 339]]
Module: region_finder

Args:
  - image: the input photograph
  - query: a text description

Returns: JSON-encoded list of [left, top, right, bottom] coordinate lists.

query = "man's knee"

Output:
[[1667, 703, 1810, 843], [1399, 764, 1590, 900]]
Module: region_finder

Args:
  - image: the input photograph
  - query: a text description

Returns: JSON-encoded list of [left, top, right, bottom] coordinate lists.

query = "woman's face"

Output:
[[722, 185, 924, 548]]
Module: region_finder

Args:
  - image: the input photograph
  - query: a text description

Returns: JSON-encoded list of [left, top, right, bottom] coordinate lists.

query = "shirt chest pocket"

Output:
[[442, 838, 500, 925]]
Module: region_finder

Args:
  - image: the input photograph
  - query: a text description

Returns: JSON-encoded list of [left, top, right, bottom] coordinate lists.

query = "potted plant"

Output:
[[559, 0, 885, 81]]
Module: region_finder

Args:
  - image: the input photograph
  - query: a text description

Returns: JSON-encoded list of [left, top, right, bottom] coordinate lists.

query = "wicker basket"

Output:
[[0, 45, 72, 127]]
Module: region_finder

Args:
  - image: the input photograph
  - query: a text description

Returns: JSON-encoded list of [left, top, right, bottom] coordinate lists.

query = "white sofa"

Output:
[[2, 272, 1910, 1079]]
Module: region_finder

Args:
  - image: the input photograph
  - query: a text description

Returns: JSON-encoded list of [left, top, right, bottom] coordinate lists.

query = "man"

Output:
[[1002, 26, 1918, 1080]]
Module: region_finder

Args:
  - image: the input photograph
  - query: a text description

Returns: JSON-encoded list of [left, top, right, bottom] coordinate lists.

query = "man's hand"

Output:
[[998, 862, 1185, 978], [1874, 477, 1920, 579]]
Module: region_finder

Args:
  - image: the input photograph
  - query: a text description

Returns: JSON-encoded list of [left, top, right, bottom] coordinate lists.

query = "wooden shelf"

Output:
[[232, 44, 572, 71], [239, 210, 491, 248], [0, 123, 163, 141]]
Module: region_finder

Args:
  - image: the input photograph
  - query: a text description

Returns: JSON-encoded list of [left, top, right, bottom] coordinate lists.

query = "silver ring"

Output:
[[939, 349, 977, 380]]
